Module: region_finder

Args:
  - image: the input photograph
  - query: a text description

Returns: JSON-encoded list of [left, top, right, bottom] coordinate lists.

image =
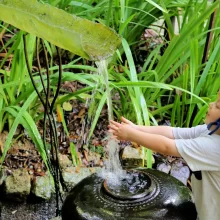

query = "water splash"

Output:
[[105, 170, 150, 197], [99, 136, 126, 186]]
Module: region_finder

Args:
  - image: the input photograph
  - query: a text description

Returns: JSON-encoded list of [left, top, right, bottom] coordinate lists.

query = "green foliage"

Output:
[[156, 0, 220, 127], [0, 0, 219, 170], [0, 30, 35, 131], [90, 145, 105, 157], [0, 28, 50, 168], [107, 0, 220, 128], [56, 104, 80, 166]]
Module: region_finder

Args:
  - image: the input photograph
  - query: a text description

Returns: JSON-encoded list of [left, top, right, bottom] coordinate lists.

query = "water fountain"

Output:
[[61, 62, 197, 219], [62, 168, 196, 219]]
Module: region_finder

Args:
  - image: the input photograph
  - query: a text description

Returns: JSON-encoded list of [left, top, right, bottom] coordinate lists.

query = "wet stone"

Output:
[[156, 162, 171, 174], [0, 167, 7, 186], [62, 167, 102, 188], [50, 217, 61, 220], [32, 172, 54, 200], [0, 201, 2, 219], [87, 151, 101, 166], [170, 160, 190, 185], [122, 146, 154, 167], [4, 168, 31, 202], [59, 154, 72, 170]]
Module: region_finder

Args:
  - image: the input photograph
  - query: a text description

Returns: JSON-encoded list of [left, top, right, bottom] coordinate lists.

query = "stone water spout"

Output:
[[0, 0, 121, 61], [62, 168, 197, 220]]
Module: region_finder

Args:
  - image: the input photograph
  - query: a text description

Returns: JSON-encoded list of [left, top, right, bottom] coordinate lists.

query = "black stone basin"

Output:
[[62, 168, 197, 220]]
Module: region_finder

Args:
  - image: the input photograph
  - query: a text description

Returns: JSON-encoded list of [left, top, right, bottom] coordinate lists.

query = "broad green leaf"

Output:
[[0, 0, 121, 61]]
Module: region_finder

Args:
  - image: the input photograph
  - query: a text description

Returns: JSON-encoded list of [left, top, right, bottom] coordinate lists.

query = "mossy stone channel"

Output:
[[62, 168, 197, 220]]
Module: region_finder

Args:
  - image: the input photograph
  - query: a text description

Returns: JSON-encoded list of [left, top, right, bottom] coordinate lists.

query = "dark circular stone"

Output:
[[62, 168, 197, 220]]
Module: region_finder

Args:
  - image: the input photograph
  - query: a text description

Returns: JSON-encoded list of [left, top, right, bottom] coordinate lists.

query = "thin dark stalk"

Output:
[[202, 0, 218, 64], [50, 46, 62, 112], [23, 34, 54, 170], [23, 35, 46, 108], [36, 38, 52, 175], [24, 34, 66, 216], [40, 39, 64, 215], [50, 46, 68, 192], [40, 40, 59, 164], [40, 39, 51, 111], [36, 37, 47, 97]]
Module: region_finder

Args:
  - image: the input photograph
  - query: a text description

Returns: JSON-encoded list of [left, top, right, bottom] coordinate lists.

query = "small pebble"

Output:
[[29, 170, 34, 175]]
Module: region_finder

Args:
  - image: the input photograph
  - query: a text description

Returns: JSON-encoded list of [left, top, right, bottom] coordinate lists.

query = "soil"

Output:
[[0, 195, 58, 220]]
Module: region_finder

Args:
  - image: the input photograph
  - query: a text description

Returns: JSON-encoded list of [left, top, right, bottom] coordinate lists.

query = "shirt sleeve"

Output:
[[175, 135, 220, 171], [172, 124, 208, 139]]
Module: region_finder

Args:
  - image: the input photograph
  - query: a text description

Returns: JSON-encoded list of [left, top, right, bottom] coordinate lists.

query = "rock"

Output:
[[59, 154, 72, 170], [170, 160, 190, 185], [62, 167, 102, 188], [32, 172, 54, 200], [49, 216, 61, 220], [4, 168, 31, 202], [0, 167, 7, 186], [122, 146, 154, 167], [0, 201, 2, 219], [87, 151, 101, 166], [156, 162, 171, 174], [0, 131, 8, 154]]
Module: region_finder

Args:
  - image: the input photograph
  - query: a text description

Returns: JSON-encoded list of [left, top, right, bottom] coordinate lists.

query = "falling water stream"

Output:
[[95, 60, 128, 187], [95, 60, 113, 122]]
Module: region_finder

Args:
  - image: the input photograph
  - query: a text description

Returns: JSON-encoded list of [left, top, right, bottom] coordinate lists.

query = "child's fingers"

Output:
[[121, 116, 131, 124], [109, 134, 117, 140], [108, 129, 119, 140], [108, 124, 118, 131], [108, 128, 118, 134], [108, 129, 113, 133], [121, 116, 127, 122], [109, 120, 121, 127]]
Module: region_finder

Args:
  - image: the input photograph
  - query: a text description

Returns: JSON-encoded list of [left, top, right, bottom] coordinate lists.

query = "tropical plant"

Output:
[[150, 0, 220, 127], [0, 0, 219, 171], [0, 28, 50, 169], [106, 0, 220, 166]]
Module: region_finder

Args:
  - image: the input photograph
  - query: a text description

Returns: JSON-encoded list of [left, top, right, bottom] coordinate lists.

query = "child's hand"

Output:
[[108, 120, 135, 141], [121, 116, 137, 129]]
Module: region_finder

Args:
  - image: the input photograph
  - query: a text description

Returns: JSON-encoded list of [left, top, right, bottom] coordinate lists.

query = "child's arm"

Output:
[[109, 120, 180, 157], [121, 117, 174, 139]]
